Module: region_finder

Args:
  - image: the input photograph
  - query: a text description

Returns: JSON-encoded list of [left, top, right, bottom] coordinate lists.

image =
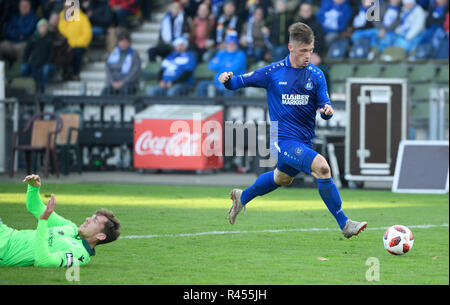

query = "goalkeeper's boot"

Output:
[[341, 219, 367, 239], [228, 189, 245, 224]]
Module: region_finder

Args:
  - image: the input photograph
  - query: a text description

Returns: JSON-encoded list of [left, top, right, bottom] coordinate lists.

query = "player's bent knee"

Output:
[[312, 155, 331, 178], [274, 170, 294, 186]]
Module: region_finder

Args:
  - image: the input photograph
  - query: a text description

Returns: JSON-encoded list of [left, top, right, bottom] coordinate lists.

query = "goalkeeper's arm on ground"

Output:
[[26, 184, 74, 228]]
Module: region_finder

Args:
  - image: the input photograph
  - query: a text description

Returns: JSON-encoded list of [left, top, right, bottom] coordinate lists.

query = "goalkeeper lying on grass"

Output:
[[0, 174, 120, 267]]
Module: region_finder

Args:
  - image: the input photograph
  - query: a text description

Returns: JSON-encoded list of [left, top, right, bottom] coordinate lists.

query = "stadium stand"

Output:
[[1, 0, 448, 175]]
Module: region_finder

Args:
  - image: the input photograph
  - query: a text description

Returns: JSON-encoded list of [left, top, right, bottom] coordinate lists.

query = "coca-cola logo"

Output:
[[135, 131, 201, 157]]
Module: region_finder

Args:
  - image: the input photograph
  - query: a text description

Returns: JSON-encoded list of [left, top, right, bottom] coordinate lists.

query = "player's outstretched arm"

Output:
[[24, 174, 46, 219], [24, 175, 73, 227]]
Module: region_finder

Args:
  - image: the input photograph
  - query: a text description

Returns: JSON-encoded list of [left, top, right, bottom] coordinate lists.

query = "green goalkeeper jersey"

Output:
[[0, 185, 95, 267]]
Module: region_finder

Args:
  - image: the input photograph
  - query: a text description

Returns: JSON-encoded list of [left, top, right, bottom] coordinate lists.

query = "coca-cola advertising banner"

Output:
[[134, 107, 224, 170]]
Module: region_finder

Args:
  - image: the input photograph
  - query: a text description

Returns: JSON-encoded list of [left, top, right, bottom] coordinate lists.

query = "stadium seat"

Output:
[[379, 63, 410, 79], [409, 102, 429, 120], [329, 63, 355, 82], [436, 65, 449, 83], [349, 37, 371, 60], [9, 112, 63, 178], [7, 77, 36, 95], [380, 47, 407, 63], [194, 62, 215, 81], [408, 64, 437, 83], [248, 61, 268, 72], [408, 43, 433, 62], [141, 61, 161, 80], [434, 35, 449, 59], [353, 63, 382, 78], [326, 39, 349, 62], [409, 83, 434, 102], [56, 111, 83, 175]]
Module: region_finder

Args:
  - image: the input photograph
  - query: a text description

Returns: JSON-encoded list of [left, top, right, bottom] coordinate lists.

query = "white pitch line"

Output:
[[121, 223, 449, 240]]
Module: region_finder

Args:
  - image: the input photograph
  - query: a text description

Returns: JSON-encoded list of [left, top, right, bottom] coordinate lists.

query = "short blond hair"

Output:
[[289, 22, 314, 45]]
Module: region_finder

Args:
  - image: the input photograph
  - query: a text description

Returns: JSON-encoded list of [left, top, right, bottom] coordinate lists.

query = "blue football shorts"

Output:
[[270, 139, 318, 177]]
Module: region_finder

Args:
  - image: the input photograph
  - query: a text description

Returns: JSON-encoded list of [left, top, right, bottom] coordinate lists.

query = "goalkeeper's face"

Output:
[[78, 214, 108, 242]]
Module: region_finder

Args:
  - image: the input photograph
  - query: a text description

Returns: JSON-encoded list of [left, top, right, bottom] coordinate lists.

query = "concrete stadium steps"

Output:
[[47, 81, 105, 96], [48, 19, 162, 96]]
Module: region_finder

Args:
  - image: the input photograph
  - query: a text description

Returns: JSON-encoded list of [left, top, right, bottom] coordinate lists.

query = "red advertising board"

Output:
[[134, 105, 224, 170]]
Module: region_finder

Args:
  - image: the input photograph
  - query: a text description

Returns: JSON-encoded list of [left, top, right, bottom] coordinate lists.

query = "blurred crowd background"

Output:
[[0, 0, 448, 97]]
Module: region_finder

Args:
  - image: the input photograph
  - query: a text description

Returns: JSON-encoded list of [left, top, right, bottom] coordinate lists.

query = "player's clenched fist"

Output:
[[218, 72, 233, 84], [23, 174, 41, 188], [320, 104, 334, 116]]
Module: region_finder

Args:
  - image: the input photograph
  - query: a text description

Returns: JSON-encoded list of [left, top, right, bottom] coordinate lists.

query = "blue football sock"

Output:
[[316, 178, 348, 229], [240, 171, 280, 205]]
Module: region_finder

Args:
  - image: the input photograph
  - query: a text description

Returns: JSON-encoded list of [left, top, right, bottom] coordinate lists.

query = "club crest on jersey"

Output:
[[305, 79, 313, 90]]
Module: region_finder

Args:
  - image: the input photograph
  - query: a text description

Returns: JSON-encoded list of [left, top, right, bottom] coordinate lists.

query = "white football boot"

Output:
[[341, 219, 367, 239], [228, 189, 246, 224]]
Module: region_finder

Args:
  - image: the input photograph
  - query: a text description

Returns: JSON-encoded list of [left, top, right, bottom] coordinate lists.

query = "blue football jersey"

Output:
[[224, 56, 332, 147]]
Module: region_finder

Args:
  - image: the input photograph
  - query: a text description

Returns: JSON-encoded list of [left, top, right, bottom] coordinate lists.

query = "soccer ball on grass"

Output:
[[383, 225, 414, 255]]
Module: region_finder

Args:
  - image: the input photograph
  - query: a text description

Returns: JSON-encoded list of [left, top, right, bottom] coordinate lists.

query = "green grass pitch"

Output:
[[0, 182, 448, 285]]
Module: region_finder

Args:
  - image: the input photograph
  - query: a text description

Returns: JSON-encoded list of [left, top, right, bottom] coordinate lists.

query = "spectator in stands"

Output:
[[141, 0, 153, 21], [147, 1, 190, 62], [240, 6, 269, 62], [444, 10, 449, 33], [419, 0, 449, 44], [48, 11, 73, 81], [181, 0, 204, 20], [0, 0, 37, 64], [189, 2, 215, 62], [295, 1, 326, 57], [21, 18, 54, 93], [350, 0, 402, 52], [109, 0, 140, 28], [41, 0, 64, 19], [391, 0, 427, 53], [146, 37, 197, 97], [102, 31, 141, 96], [245, 0, 273, 19], [0, 0, 21, 39], [429, 1, 449, 58], [58, 0, 93, 81], [315, 0, 353, 48], [81, 0, 113, 36], [351, 0, 381, 31], [196, 32, 246, 97], [214, 1, 241, 49], [262, 0, 294, 61], [210, 0, 226, 18]]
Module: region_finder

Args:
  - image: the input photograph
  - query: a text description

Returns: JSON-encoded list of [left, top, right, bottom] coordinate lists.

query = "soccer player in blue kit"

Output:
[[219, 22, 367, 238]]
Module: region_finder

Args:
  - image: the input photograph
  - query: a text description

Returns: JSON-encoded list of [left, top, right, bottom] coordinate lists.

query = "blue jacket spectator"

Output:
[[0, 0, 37, 63], [196, 33, 246, 97], [148, 2, 190, 62], [316, 0, 352, 34], [146, 37, 197, 97], [392, 0, 427, 53], [350, 0, 402, 52], [316, 0, 353, 47], [5, 0, 37, 43]]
